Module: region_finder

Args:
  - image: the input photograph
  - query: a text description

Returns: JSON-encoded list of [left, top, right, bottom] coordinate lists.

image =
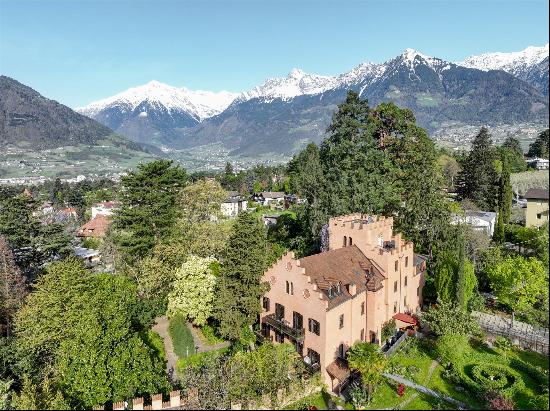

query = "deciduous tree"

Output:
[[347, 342, 388, 403]]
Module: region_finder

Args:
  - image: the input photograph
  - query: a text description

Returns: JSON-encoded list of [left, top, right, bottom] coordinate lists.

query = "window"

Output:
[[395, 260, 399, 271], [417, 286, 420, 296], [338, 343, 345, 359], [262, 297, 270, 311], [336, 283, 341, 294], [349, 237, 353, 246], [537, 213, 542, 219], [404, 276, 408, 287], [275, 331, 284, 343], [361, 302, 365, 315], [290, 282, 294, 295], [295, 342, 304, 356], [370, 331, 377, 343], [339, 314, 344, 329], [343, 236, 347, 247], [393, 302, 397, 313], [286, 281, 289, 294], [293, 311, 303, 330], [307, 348, 320, 365], [275, 303, 285, 321], [394, 281, 398, 293], [360, 329, 365, 341], [404, 296, 407, 307], [308, 318, 320, 335], [405, 256, 409, 267]]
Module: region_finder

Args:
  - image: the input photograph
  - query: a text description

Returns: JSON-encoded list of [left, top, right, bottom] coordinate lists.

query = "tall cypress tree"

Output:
[[457, 127, 498, 210], [214, 212, 267, 341]]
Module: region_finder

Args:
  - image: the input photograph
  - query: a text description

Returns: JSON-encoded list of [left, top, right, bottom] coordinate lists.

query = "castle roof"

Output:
[[298, 246, 384, 310]]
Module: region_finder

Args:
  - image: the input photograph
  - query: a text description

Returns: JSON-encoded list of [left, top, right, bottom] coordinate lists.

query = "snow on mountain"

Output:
[[234, 68, 338, 103], [77, 80, 238, 121], [458, 44, 549, 76]]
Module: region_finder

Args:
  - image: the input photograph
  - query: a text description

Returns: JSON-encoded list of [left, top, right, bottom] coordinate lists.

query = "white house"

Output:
[[527, 158, 549, 170], [259, 192, 285, 206], [74, 246, 101, 267], [221, 192, 247, 218], [451, 210, 497, 236]]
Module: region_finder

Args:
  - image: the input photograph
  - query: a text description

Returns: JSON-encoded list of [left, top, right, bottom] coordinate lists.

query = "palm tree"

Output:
[[347, 342, 388, 403]]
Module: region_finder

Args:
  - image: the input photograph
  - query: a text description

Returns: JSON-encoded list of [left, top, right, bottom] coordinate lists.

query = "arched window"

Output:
[[343, 236, 347, 247], [338, 343, 345, 359]]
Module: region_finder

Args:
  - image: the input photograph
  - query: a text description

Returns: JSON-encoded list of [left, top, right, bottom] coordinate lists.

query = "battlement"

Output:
[[103, 390, 181, 410], [329, 214, 393, 231]]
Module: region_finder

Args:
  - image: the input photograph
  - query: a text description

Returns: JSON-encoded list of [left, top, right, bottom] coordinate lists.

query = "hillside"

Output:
[[0, 76, 156, 178]]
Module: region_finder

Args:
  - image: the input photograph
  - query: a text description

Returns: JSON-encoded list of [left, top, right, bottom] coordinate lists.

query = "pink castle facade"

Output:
[[259, 214, 426, 392]]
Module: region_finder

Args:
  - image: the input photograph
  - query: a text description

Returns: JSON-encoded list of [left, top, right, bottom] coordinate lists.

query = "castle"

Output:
[[259, 214, 426, 392]]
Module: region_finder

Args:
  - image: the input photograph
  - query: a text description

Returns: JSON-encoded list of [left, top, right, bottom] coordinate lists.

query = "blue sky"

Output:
[[1, 0, 548, 107]]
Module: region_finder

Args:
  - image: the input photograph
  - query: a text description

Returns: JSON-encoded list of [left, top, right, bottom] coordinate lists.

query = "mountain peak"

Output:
[[288, 68, 306, 78]]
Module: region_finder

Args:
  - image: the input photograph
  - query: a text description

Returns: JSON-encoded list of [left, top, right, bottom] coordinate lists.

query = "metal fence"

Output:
[[472, 311, 549, 355], [383, 331, 409, 357]]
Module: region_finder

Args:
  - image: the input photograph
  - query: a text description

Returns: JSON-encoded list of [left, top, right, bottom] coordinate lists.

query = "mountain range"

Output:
[[76, 44, 549, 157]]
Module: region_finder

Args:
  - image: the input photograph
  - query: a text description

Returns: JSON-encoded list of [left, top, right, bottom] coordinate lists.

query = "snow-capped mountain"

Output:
[[234, 68, 338, 104], [458, 44, 549, 94], [78, 45, 548, 153], [76, 81, 238, 146], [77, 80, 237, 121]]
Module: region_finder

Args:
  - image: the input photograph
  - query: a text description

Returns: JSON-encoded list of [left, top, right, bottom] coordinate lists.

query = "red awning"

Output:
[[393, 313, 417, 325]]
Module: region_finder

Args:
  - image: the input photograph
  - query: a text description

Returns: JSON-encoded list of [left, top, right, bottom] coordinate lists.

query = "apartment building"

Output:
[[259, 214, 426, 393]]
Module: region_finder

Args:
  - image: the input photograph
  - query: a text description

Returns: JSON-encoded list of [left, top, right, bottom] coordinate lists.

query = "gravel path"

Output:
[[152, 316, 178, 382]]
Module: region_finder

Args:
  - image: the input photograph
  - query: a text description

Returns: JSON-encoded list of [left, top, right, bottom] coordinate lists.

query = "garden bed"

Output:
[[169, 314, 196, 358]]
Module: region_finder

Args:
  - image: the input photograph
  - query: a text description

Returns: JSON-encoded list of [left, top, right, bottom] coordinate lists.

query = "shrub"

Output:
[[509, 357, 549, 388], [381, 319, 396, 341], [493, 337, 513, 351], [436, 333, 469, 366], [471, 364, 511, 390], [465, 362, 525, 398], [484, 390, 515, 410]]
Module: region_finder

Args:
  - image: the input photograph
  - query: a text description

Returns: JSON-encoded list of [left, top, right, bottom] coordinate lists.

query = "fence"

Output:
[[473, 311, 549, 355], [383, 331, 409, 357]]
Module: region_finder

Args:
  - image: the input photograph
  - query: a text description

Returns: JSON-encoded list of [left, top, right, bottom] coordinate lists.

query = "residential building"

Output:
[[255, 191, 285, 206], [524, 188, 549, 227], [91, 201, 119, 219], [451, 210, 497, 236], [262, 214, 280, 227], [221, 192, 248, 217], [74, 246, 101, 267], [77, 215, 110, 238], [526, 158, 550, 170], [259, 214, 426, 393]]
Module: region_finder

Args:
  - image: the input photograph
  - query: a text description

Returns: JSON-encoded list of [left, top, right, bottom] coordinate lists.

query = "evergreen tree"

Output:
[[0, 237, 27, 337], [494, 157, 512, 243], [214, 212, 268, 341], [498, 137, 527, 173], [527, 129, 549, 159], [112, 160, 187, 261], [457, 127, 498, 210], [493, 211, 505, 243], [36, 223, 72, 262]]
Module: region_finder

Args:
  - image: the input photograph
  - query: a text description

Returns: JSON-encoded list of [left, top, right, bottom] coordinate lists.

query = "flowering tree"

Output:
[[167, 255, 217, 326]]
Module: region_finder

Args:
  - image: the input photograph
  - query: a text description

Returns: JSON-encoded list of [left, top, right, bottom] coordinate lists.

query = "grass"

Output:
[[197, 322, 225, 346], [168, 314, 196, 358]]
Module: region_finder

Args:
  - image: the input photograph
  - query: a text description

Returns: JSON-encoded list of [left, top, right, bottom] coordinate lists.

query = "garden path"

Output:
[[152, 316, 178, 382], [382, 371, 468, 410], [187, 321, 231, 353]]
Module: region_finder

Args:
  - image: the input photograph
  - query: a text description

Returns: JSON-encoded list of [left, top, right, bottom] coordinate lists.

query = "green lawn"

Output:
[[168, 314, 196, 358]]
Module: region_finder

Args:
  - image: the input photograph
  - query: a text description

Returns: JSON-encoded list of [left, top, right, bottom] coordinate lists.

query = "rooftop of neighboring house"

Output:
[[60, 207, 77, 214], [464, 210, 497, 221], [74, 246, 100, 259], [260, 191, 285, 199], [77, 215, 110, 237], [524, 188, 549, 200], [298, 245, 385, 310]]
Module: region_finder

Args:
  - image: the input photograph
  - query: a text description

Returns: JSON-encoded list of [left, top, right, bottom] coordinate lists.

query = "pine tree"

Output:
[[457, 127, 498, 210], [455, 236, 467, 311], [214, 212, 268, 341], [527, 129, 549, 159], [112, 160, 187, 261], [0, 237, 27, 337]]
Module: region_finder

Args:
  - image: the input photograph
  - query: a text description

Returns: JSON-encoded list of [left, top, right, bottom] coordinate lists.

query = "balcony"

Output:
[[264, 313, 305, 341]]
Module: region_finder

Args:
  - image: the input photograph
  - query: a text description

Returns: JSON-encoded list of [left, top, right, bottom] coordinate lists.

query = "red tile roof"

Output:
[[78, 215, 110, 238], [393, 313, 417, 325]]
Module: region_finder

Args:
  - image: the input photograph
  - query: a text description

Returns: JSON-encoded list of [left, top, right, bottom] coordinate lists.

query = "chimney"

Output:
[[348, 283, 357, 296]]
